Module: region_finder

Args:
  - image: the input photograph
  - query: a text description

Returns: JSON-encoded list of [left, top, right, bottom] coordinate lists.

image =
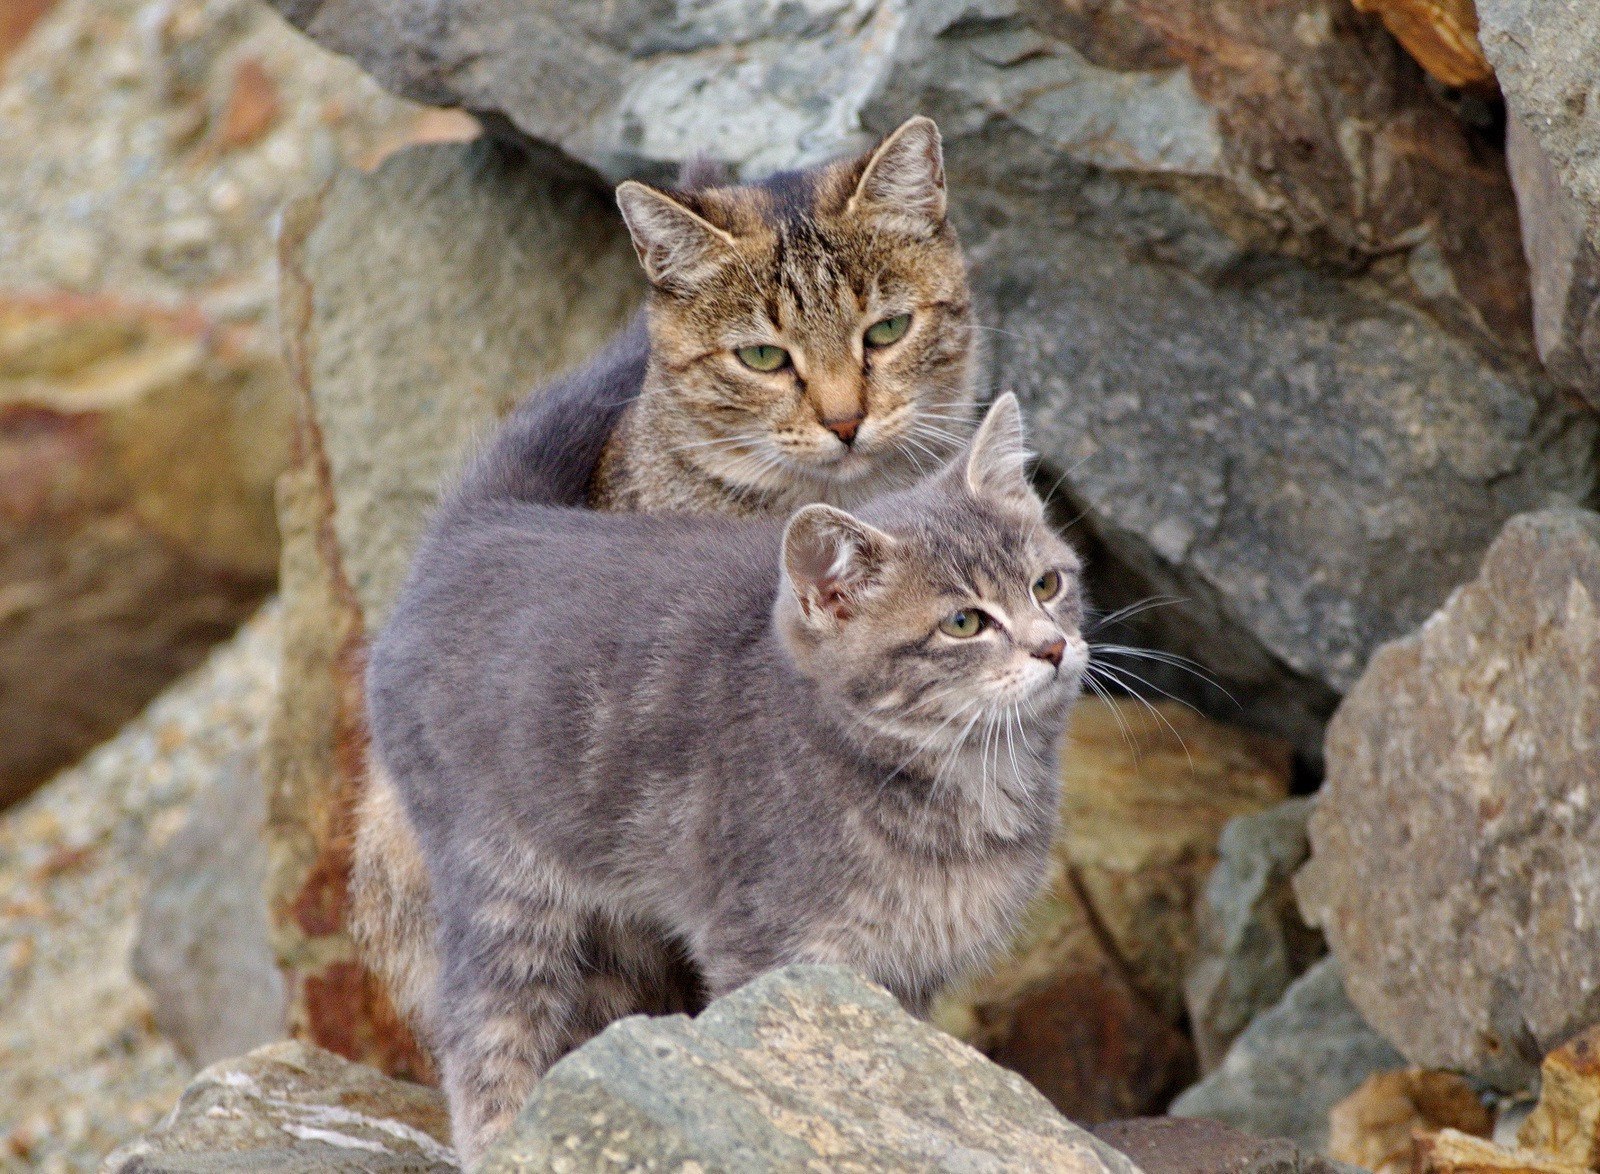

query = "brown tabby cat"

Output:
[[351, 116, 982, 1040]]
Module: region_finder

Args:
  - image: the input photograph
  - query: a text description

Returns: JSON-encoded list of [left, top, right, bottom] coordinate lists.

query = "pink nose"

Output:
[[1032, 637, 1066, 667], [823, 413, 864, 445]]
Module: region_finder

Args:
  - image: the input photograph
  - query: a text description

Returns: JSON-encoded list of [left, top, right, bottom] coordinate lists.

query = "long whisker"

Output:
[[1086, 662, 1195, 772], [1091, 644, 1238, 706]]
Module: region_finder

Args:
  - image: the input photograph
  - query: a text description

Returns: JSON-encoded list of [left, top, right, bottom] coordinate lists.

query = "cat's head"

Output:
[[616, 117, 976, 503], [774, 394, 1088, 751]]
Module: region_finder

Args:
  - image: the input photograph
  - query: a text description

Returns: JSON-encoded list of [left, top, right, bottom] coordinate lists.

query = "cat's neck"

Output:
[[811, 684, 1068, 854]]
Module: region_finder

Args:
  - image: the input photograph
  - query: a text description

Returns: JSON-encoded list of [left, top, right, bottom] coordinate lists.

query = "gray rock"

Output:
[[1184, 798, 1326, 1074], [480, 965, 1147, 1173], [102, 1040, 458, 1172], [1505, 112, 1600, 405], [132, 749, 286, 1069], [1170, 958, 1405, 1154], [268, 0, 1597, 749], [1480, 2, 1600, 407], [1296, 508, 1600, 1091]]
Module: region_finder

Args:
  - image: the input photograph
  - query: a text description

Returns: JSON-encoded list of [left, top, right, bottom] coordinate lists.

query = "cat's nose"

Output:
[[822, 413, 865, 445], [1032, 637, 1066, 668]]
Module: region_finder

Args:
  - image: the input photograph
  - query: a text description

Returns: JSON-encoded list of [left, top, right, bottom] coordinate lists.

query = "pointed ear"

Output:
[[961, 393, 1037, 507], [845, 116, 947, 237], [781, 504, 897, 625], [616, 180, 737, 290]]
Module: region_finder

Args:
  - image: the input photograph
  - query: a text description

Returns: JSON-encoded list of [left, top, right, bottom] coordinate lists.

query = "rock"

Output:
[[1327, 1070, 1494, 1174], [1478, 1, 1600, 241], [478, 965, 1145, 1173], [1480, 0, 1600, 409], [1095, 1116, 1357, 1174], [1185, 798, 1326, 1073], [1504, 113, 1600, 405], [0, 608, 278, 1171], [269, 0, 1597, 751], [266, 139, 644, 1075], [932, 697, 1289, 1121], [1170, 958, 1406, 1153], [1296, 508, 1600, 1090], [1348, 0, 1493, 88], [1413, 1130, 1588, 1174], [1518, 1026, 1600, 1166], [103, 1040, 457, 1173], [131, 748, 285, 1069], [0, 0, 446, 806]]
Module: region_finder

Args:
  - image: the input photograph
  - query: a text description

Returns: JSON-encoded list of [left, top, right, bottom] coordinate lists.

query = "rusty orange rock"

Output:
[[1350, 0, 1494, 89], [1518, 1026, 1600, 1167], [1329, 1069, 1494, 1174], [1412, 1129, 1588, 1174]]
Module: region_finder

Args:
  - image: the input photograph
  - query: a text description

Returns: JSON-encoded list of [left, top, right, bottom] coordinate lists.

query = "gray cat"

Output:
[[367, 395, 1088, 1163]]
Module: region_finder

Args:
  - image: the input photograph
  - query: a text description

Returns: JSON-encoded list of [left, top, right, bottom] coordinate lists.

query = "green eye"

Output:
[[1032, 569, 1063, 603], [736, 344, 790, 372], [939, 609, 987, 638], [864, 313, 911, 347]]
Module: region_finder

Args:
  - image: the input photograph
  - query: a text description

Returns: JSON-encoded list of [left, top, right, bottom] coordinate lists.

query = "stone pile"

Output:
[[0, 0, 469, 807]]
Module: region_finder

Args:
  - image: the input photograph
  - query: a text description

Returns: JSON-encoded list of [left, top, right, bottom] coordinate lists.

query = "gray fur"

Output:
[[368, 396, 1088, 1163]]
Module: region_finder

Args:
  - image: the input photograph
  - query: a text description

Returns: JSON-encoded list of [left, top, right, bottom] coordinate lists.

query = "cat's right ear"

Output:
[[616, 181, 738, 291], [781, 504, 897, 626]]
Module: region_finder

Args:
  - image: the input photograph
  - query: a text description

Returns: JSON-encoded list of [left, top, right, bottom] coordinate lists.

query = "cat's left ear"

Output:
[[782, 504, 897, 625], [616, 181, 738, 291], [960, 393, 1038, 510], [846, 116, 947, 238]]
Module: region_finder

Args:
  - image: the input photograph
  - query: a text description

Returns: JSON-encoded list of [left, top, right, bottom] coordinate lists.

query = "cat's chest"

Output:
[[819, 839, 1047, 986]]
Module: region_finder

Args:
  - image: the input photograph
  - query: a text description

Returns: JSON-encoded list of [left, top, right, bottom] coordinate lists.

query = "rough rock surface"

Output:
[[267, 139, 644, 1074], [0, 0, 455, 804], [931, 696, 1289, 1122], [1518, 1026, 1600, 1167], [269, 0, 1598, 736], [1296, 508, 1600, 1090], [131, 748, 284, 1070], [0, 608, 278, 1173], [1185, 798, 1325, 1073], [102, 1040, 457, 1173], [1327, 1070, 1494, 1174], [1480, 1, 1600, 407], [1170, 958, 1405, 1153], [479, 965, 1146, 1173], [1095, 1117, 1359, 1174]]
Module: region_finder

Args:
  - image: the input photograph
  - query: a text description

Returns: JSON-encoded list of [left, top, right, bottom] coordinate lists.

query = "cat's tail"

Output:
[[449, 311, 649, 509]]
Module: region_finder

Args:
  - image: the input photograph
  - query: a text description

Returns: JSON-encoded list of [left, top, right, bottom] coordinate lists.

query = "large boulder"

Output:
[[935, 696, 1289, 1122], [479, 965, 1146, 1173], [102, 1040, 457, 1173], [0, 0, 453, 805], [266, 139, 645, 1076], [1295, 508, 1600, 1091], [1479, 0, 1600, 405], [0, 608, 279, 1170], [1170, 957, 1406, 1153], [268, 0, 1598, 748]]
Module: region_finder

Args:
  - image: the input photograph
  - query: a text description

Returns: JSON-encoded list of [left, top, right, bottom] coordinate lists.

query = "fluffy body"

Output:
[[368, 398, 1087, 1163], [350, 117, 980, 1038]]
